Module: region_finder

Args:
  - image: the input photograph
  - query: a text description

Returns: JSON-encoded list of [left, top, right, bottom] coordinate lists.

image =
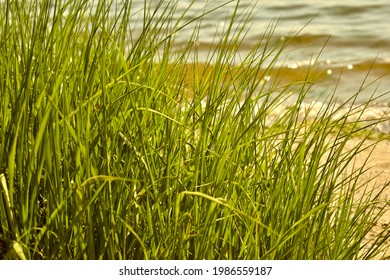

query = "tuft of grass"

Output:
[[0, 0, 389, 259]]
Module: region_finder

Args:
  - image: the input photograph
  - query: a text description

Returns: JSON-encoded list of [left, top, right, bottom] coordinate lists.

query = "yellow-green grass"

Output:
[[0, 0, 389, 259]]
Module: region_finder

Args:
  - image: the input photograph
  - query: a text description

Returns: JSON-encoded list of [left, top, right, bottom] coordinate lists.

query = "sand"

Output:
[[342, 137, 390, 259]]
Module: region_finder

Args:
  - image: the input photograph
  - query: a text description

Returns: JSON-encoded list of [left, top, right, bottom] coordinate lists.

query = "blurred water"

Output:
[[122, 0, 390, 102], [125, 1, 390, 62]]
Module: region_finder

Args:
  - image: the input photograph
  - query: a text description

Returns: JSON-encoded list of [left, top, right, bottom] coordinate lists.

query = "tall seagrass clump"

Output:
[[0, 0, 389, 259]]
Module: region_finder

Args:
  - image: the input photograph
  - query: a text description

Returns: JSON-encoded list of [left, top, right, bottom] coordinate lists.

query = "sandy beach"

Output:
[[342, 138, 390, 259]]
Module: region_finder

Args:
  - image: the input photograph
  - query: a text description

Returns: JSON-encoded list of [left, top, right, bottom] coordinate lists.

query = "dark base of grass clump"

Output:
[[0, 0, 389, 260]]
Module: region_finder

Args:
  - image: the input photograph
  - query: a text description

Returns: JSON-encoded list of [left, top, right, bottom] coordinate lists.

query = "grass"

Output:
[[0, 0, 389, 259]]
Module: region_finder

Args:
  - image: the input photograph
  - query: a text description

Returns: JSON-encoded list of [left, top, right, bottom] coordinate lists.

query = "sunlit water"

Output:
[[13, 0, 390, 131], [120, 1, 389, 101], [99, 0, 390, 132]]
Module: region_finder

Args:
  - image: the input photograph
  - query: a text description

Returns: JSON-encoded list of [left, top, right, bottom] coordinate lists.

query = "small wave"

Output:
[[281, 100, 390, 135], [322, 4, 385, 16], [265, 4, 308, 12], [184, 97, 390, 135], [271, 34, 390, 50]]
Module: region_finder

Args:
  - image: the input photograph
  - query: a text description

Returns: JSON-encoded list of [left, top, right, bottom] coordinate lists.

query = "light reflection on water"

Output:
[[127, 0, 390, 63], [144, 0, 390, 128], [6, 0, 389, 102], [124, 0, 390, 102]]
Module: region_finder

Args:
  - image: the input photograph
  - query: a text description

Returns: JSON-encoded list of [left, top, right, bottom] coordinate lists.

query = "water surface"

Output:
[[124, 0, 390, 103]]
